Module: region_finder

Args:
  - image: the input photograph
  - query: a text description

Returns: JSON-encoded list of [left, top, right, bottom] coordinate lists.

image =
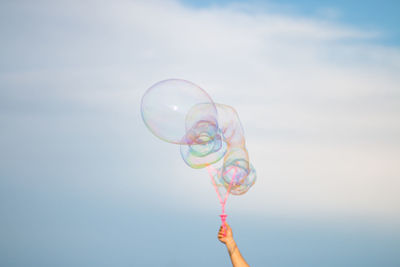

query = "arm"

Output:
[[218, 223, 250, 267]]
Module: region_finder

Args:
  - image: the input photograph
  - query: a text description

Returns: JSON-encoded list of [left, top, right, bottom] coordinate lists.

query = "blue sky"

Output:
[[1, 0, 400, 266], [183, 0, 400, 44]]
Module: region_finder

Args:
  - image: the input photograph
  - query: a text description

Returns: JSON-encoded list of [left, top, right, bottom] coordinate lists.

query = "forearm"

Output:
[[226, 240, 250, 267]]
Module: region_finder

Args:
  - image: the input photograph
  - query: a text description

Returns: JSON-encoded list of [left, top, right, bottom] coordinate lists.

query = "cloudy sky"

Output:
[[1, 0, 399, 266]]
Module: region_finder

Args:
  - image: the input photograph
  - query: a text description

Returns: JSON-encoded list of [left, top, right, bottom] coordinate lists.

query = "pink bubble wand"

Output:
[[207, 165, 237, 236]]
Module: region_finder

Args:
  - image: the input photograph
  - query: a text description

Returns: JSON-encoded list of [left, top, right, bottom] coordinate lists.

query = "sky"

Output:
[[0, 0, 399, 266], [183, 0, 400, 45]]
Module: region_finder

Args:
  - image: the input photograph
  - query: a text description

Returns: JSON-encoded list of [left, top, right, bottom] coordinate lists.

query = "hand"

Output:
[[218, 223, 249, 266], [218, 223, 234, 245]]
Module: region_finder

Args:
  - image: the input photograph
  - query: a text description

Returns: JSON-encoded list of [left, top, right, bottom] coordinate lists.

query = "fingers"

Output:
[[218, 228, 226, 235], [218, 234, 226, 241], [218, 223, 231, 233], [219, 222, 229, 229], [219, 225, 227, 233], [218, 223, 232, 240], [218, 229, 225, 236]]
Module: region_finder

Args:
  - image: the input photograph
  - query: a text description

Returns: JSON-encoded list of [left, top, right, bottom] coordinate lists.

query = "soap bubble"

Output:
[[180, 127, 227, 169], [141, 79, 256, 196], [141, 79, 217, 144], [225, 163, 256, 195]]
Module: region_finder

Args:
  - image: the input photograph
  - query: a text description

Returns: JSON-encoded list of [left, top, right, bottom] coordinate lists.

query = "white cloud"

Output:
[[1, 0, 399, 222]]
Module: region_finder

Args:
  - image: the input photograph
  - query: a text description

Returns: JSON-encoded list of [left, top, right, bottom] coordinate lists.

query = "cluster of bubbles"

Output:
[[141, 79, 256, 195]]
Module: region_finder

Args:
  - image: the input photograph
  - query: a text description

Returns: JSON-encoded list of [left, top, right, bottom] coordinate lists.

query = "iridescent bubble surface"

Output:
[[141, 79, 217, 144], [141, 79, 256, 195]]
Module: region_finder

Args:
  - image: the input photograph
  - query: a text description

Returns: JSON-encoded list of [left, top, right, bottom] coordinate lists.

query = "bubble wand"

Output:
[[207, 165, 237, 235]]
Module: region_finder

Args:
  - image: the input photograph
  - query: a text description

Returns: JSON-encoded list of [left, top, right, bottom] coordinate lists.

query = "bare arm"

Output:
[[218, 223, 250, 267]]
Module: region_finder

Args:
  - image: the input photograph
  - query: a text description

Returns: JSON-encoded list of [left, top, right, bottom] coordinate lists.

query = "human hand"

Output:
[[218, 223, 249, 266], [218, 223, 234, 245]]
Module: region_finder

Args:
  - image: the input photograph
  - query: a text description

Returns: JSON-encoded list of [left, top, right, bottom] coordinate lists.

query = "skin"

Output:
[[218, 223, 250, 267]]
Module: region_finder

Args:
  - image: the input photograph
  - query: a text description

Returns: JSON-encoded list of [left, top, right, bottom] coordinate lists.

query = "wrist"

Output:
[[225, 239, 237, 254], [225, 238, 235, 245]]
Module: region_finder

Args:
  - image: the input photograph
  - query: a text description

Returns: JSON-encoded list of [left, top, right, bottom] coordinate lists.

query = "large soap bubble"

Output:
[[141, 79, 218, 144]]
